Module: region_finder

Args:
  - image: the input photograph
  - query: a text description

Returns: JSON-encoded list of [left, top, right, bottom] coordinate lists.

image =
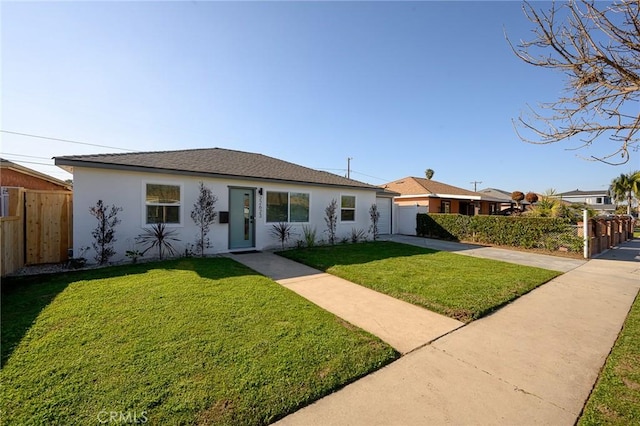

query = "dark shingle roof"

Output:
[[54, 148, 377, 190], [558, 189, 609, 196]]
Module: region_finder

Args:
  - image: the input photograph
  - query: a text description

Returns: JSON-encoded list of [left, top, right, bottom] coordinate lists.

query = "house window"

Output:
[[341, 195, 356, 222], [441, 201, 451, 214], [266, 191, 310, 223], [596, 197, 603, 204], [145, 183, 181, 224], [290, 192, 310, 222]]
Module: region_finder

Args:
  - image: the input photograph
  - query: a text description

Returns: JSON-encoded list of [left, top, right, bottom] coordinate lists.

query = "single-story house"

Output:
[[477, 188, 514, 211], [382, 177, 502, 215], [55, 148, 390, 263]]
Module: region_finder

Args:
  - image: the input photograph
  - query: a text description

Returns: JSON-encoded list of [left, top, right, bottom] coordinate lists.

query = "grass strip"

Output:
[[280, 241, 560, 322], [578, 292, 640, 425]]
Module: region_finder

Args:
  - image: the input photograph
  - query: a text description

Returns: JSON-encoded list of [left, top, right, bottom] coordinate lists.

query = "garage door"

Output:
[[376, 197, 392, 235]]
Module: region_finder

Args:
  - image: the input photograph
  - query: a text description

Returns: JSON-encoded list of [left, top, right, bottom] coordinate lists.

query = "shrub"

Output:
[[190, 182, 218, 256], [301, 224, 317, 248], [369, 204, 380, 241], [324, 199, 338, 245], [416, 213, 575, 250], [137, 223, 180, 260], [270, 222, 294, 250], [89, 200, 122, 265], [350, 228, 367, 243]]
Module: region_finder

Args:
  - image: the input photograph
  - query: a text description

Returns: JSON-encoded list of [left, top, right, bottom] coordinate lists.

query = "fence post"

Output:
[[583, 209, 589, 259]]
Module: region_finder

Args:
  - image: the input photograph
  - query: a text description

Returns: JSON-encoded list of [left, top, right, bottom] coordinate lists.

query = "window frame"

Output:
[[265, 190, 310, 223], [340, 194, 356, 223], [142, 181, 184, 226], [442, 200, 451, 214]]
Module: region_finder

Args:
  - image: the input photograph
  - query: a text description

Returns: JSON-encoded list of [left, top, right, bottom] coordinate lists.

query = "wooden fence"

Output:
[[1, 188, 25, 276], [1, 188, 73, 276]]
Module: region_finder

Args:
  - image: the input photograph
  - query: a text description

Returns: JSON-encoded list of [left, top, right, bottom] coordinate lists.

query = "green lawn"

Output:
[[579, 292, 640, 425], [1, 258, 397, 425], [279, 241, 560, 322]]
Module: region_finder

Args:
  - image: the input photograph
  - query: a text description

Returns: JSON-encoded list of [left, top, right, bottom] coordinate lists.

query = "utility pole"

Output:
[[347, 157, 353, 179], [470, 181, 482, 192]]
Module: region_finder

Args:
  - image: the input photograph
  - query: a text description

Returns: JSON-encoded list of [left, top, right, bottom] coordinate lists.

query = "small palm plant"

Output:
[[137, 223, 180, 260], [271, 222, 294, 250]]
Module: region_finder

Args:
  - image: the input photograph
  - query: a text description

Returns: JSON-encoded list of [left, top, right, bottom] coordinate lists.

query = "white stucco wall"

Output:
[[71, 167, 379, 264]]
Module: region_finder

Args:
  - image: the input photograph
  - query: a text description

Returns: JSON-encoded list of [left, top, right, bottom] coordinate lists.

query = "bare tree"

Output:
[[507, 1, 639, 164]]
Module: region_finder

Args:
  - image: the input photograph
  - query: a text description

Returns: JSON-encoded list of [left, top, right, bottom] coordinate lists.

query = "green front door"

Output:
[[229, 188, 255, 250]]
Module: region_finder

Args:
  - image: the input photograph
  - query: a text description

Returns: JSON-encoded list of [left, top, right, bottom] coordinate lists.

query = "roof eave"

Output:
[[393, 193, 482, 200], [54, 158, 379, 191]]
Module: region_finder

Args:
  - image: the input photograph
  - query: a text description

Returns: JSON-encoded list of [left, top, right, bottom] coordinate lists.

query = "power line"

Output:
[[350, 169, 392, 183], [2, 153, 52, 160], [1, 158, 60, 168], [1, 130, 137, 152]]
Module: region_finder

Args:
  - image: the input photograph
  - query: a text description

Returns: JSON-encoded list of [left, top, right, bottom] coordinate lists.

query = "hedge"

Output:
[[416, 213, 583, 252]]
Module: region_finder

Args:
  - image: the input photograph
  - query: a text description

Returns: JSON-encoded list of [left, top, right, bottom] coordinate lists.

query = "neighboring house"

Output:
[[0, 158, 72, 216], [382, 177, 502, 215], [478, 188, 550, 212], [477, 188, 514, 211], [55, 148, 390, 262], [557, 189, 616, 214], [0, 158, 72, 191]]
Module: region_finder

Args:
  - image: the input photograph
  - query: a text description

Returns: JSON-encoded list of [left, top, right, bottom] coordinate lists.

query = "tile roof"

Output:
[[382, 176, 480, 197], [54, 148, 378, 190]]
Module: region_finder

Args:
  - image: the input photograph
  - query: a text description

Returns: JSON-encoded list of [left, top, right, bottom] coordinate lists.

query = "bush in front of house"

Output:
[[416, 213, 581, 251], [89, 200, 122, 265], [190, 181, 218, 256]]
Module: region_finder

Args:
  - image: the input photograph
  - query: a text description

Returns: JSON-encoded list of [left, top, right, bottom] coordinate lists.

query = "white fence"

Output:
[[396, 205, 428, 235]]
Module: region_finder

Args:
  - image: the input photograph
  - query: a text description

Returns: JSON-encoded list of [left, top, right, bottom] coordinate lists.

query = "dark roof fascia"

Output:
[[559, 190, 609, 196], [376, 188, 401, 197], [55, 158, 379, 192]]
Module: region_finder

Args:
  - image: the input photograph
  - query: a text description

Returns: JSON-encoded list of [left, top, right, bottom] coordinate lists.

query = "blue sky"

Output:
[[2, 1, 637, 193]]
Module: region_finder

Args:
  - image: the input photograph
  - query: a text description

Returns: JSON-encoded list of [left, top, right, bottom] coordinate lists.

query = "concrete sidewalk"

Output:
[[275, 239, 640, 425]]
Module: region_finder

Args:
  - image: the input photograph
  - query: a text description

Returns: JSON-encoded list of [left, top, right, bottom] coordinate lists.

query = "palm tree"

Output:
[[610, 171, 640, 215], [425, 169, 435, 180]]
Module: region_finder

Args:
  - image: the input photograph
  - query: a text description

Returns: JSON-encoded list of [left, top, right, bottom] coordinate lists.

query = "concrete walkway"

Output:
[[274, 238, 640, 425], [228, 251, 463, 354]]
